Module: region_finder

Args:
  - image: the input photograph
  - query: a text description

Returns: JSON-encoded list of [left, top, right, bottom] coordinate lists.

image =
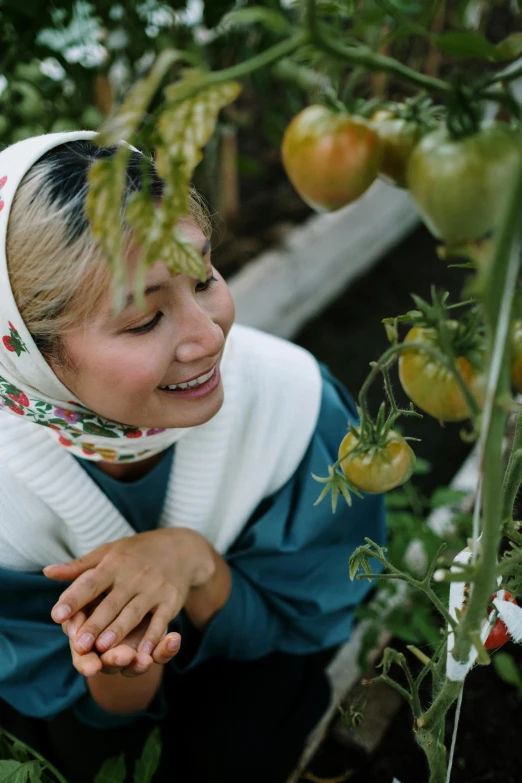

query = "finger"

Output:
[[70, 641, 102, 678], [100, 643, 136, 671], [137, 599, 182, 656], [93, 595, 155, 653], [43, 545, 112, 580], [72, 590, 136, 654], [63, 611, 87, 640], [120, 652, 154, 679], [151, 632, 181, 665], [51, 566, 113, 626]]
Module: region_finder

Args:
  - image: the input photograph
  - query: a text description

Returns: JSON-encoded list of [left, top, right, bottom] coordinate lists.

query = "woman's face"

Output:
[[54, 220, 235, 429]]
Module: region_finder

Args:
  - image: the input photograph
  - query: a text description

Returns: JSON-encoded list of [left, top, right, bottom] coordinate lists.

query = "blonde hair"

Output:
[[6, 140, 211, 362]]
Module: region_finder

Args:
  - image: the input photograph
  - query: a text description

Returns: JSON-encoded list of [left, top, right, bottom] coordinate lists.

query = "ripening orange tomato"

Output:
[[281, 105, 382, 212], [338, 429, 415, 494]]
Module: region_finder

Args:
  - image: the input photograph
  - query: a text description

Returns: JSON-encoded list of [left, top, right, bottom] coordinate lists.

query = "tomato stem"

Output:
[[0, 728, 70, 783], [358, 340, 481, 427], [501, 411, 522, 523]]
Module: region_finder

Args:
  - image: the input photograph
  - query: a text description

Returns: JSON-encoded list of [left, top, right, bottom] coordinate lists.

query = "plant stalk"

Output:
[[501, 410, 522, 522]]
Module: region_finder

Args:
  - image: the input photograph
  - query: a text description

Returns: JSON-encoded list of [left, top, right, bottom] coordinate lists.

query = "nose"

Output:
[[173, 299, 223, 365]]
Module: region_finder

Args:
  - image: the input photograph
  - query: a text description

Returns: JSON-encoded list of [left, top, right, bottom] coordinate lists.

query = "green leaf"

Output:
[[158, 74, 241, 185], [413, 457, 431, 475], [0, 761, 42, 783], [93, 754, 127, 783], [495, 33, 522, 62], [377, 646, 404, 675], [133, 728, 162, 783], [97, 50, 188, 146], [5, 747, 28, 766], [429, 487, 467, 509], [385, 491, 409, 509], [86, 148, 131, 312], [493, 652, 522, 696], [221, 7, 291, 31], [142, 74, 241, 283], [436, 31, 498, 61], [349, 547, 371, 580]]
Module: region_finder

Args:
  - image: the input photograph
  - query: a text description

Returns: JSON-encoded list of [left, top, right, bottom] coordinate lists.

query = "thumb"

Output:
[[43, 547, 108, 580]]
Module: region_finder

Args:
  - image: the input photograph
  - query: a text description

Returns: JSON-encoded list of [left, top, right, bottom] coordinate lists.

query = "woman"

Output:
[[0, 131, 385, 783]]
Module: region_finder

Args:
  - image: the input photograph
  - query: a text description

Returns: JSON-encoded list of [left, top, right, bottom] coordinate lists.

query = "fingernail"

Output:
[[141, 641, 153, 655], [78, 633, 94, 651], [98, 631, 116, 649], [168, 636, 180, 652], [53, 604, 71, 621]]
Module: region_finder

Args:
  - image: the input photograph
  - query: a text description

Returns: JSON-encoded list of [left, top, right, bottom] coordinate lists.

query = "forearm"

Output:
[[183, 547, 232, 630], [87, 662, 163, 714]]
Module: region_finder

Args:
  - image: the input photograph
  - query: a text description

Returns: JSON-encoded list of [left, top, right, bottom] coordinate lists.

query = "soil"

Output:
[[302, 639, 522, 783]]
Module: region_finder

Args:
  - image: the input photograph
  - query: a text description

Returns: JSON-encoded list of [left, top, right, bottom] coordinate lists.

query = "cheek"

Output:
[[75, 339, 166, 394]]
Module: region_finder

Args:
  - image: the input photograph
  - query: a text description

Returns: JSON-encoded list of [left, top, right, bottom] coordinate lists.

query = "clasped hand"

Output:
[[44, 527, 215, 678]]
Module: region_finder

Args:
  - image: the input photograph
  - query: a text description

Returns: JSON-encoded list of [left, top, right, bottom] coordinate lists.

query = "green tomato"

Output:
[[407, 123, 522, 243], [371, 107, 422, 188], [338, 428, 415, 494]]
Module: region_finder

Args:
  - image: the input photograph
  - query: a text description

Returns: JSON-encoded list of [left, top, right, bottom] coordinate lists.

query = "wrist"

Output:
[[87, 663, 163, 714], [174, 527, 217, 587], [184, 549, 232, 630]]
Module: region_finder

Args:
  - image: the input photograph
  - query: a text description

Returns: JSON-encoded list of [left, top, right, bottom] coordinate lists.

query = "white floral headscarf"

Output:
[[0, 131, 214, 462]]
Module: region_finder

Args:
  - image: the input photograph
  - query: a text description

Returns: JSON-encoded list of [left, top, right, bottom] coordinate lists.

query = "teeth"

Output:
[[159, 366, 215, 391]]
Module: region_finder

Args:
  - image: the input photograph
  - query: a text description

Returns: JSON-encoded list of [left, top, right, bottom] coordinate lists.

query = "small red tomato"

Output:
[[485, 592, 516, 650], [125, 430, 142, 438]]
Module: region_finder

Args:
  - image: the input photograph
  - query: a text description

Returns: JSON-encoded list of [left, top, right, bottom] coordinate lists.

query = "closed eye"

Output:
[[127, 312, 163, 334], [196, 274, 218, 293]]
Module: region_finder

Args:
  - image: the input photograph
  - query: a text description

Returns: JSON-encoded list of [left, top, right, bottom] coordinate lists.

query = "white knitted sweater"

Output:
[[0, 326, 322, 572]]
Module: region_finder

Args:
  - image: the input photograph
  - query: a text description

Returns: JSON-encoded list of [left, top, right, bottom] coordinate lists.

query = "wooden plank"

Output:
[[229, 180, 419, 339]]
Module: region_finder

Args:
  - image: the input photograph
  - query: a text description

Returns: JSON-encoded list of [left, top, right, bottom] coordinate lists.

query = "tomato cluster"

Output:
[[281, 102, 522, 244]]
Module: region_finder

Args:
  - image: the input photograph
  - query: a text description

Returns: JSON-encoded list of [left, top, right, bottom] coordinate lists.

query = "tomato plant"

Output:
[[281, 105, 382, 211], [338, 429, 415, 494]]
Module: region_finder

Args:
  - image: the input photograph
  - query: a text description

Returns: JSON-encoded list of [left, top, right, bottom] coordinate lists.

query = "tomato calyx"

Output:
[[384, 289, 485, 369], [444, 78, 484, 141], [371, 94, 441, 134]]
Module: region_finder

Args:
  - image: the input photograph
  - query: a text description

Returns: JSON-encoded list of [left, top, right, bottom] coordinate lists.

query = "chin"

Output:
[[153, 385, 225, 430]]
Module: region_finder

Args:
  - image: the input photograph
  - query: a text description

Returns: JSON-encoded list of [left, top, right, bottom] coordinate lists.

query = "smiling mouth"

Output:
[[158, 365, 217, 391]]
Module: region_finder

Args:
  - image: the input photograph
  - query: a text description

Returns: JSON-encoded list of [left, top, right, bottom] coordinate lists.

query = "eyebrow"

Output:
[[123, 238, 212, 308]]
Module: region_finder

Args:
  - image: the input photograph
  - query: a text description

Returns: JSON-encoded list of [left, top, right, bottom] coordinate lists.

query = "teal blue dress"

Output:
[[0, 365, 385, 728]]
